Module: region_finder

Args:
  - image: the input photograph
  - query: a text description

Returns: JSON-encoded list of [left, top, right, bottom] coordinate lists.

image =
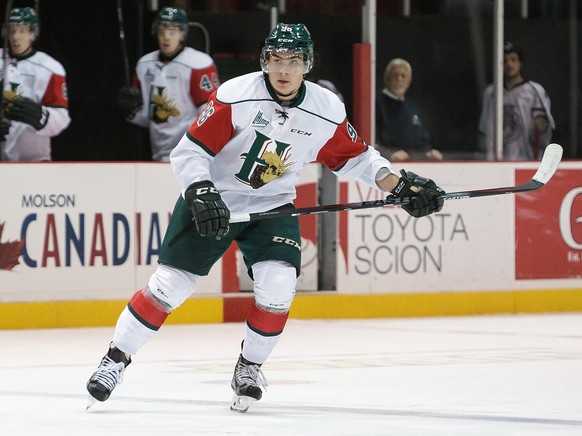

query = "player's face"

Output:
[[157, 24, 182, 56], [8, 24, 35, 57], [267, 52, 305, 101], [385, 65, 411, 99], [503, 52, 522, 79]]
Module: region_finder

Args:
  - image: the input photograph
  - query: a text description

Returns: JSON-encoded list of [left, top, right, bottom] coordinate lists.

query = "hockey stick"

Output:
[[229, 143, 563, 223], [116, 0, 131, 86], [1, 0, 13, 115]]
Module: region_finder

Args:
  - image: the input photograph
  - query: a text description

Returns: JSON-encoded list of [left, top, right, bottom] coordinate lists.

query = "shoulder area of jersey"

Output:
[[26, 51, 67, 76], [180, 47, 215, 69], [302, 80, 346, 124], [216, 71, 266, 104]]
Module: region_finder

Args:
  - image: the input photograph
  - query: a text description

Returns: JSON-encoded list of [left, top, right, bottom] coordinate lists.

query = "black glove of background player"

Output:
[[185, 180, 230, 238], [116, 86, 142, 119], [391, 169, 445, 218], [0, 117, 11, 141], [5, 96, 48, 130]]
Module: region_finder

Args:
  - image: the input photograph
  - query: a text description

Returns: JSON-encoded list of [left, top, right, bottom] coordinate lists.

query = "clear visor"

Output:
[[261, 49, 312, 74]]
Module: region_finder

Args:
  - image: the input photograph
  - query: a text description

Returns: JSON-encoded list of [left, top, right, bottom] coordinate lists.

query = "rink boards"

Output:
[[0, 160, 580, 328]]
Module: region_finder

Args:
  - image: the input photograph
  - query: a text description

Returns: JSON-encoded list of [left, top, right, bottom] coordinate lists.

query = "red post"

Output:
[[353, 43, 372, 144]]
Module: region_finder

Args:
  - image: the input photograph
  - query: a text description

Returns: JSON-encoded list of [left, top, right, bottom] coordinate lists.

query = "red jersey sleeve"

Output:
[[131, 73, 141, 89], [190, 64, 220, 107], [316, 119, 367, 171], [41, 74, 69, 108], [187, 91, 234, 156]]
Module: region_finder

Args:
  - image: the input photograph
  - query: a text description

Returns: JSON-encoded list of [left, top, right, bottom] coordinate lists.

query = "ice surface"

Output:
[[1, 314, 581, 435]]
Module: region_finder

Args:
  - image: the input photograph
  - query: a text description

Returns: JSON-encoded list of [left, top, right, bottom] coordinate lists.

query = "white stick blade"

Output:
[[532, 143, 563, 185]]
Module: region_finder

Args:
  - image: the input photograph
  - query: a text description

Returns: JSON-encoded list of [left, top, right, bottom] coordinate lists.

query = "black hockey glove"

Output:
[[0, 117, 10, 141], [116, 87, 142, 119], [391, 169, 445, 218], [5, 96, 49, 130], [185, 181, 230, 238]]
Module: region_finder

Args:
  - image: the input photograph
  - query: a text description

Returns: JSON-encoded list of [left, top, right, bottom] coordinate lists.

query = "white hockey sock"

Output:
[[112, 306, 157, 355], [242, 324, 282, 364]]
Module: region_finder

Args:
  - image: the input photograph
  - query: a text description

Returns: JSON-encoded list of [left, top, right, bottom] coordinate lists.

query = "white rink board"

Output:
[[336, 161, 582, 293], [1, 161, 580, 302], [0, 163, 219, 301], [0, 162, 319, 302]]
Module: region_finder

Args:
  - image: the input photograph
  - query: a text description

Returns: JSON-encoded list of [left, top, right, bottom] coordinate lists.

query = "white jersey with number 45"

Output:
[[130, 47, 219, 162], [170, 71, 396, 214]]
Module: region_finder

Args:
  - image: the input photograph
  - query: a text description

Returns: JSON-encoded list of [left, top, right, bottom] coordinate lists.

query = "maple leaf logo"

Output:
[[0, 222, 24, 270]]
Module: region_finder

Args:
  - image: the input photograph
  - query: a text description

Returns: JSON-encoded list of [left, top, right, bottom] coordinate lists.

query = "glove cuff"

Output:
[[391, 170, 414, 196], [38, 107, 49, 129]]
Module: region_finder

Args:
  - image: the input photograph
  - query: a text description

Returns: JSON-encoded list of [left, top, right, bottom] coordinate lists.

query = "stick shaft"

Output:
[[230, 144, 562, 223], [1, 0, 14, 106], [116, 0, 131, 86]]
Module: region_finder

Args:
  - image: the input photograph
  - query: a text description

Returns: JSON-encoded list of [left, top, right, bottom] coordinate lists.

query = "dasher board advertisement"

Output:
[[336, 162, 581, 294]]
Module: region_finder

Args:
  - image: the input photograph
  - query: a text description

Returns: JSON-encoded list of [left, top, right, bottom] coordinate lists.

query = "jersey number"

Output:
[[199, 74, 214, 92]]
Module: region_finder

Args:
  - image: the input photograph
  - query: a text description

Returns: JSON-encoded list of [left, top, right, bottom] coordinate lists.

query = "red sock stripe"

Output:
[[128, 290, 169, 331], [247, 304, 289, 336]]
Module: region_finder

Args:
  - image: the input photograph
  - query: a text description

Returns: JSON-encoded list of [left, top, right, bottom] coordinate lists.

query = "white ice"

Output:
[[1, 314, 581, 435]]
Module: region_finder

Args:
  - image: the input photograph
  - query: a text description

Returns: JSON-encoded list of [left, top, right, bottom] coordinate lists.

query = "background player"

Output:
[[478, 41, 555, 160], [117, 7, 220, 162], [87, 23, 445, 413], [1, 7, 70, 161]]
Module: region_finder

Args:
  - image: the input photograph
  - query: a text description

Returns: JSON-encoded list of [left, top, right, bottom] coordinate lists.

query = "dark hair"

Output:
[[503, 41, 524, 62]]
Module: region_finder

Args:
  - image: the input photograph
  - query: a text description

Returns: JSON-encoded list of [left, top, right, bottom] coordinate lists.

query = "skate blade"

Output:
[[86, 395, 97, 410], [230, 393, 256, 413]]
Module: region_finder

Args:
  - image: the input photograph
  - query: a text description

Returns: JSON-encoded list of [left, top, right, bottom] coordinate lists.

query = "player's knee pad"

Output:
[[146, 264, 198, 310], [252, 260, 297, 313]]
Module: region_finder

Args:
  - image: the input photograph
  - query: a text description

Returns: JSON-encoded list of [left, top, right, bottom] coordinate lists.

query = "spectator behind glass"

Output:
[[116, 7, 220, 162], [1, 7, 70, 162], [478, 42, 555, 160], [376, 58, 442, 162]]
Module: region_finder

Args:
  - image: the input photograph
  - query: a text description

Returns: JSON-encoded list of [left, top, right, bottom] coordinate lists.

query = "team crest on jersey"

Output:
[[2, 89, 17, 101], [150, 86, 180, 123], [235, 131, 295, 189], [3, 82, 21, 102]]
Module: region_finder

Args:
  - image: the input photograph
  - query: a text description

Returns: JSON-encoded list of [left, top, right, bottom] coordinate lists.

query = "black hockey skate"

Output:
[[86, 342, 131, 409], [230, 354, 268, 413]]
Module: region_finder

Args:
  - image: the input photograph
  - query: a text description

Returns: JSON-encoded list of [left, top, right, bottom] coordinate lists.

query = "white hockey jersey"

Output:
[[0, 50, 70, 161], [130, 47, 219, 162], [170, 71, 396, 215], [479, 80, 555, 160]]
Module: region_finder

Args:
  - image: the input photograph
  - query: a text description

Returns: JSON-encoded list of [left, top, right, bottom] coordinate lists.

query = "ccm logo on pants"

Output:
[[272, 236, 300, 251]]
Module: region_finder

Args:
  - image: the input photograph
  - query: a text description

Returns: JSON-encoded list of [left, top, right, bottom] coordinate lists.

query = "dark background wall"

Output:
[[3, 0, 580, 160]]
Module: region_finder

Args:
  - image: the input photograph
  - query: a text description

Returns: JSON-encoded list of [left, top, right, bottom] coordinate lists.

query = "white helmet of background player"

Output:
[[260, 23, 314, 75], [151, 7, 188, 42]]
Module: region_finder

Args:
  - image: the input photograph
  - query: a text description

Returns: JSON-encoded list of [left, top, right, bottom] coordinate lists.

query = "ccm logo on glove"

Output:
[[185, 180, 230, 239], [194, 186, 218, 196]]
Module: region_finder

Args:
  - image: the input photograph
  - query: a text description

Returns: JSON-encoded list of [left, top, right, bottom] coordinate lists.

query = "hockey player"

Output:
[[0, 7, 70, 161], [86, 23, 445, 413], [478, 41, 555, 160], [117, 7, 220, 161]]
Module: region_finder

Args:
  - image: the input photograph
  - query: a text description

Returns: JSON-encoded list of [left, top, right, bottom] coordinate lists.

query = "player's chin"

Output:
[[274, 84, 292, 95]]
